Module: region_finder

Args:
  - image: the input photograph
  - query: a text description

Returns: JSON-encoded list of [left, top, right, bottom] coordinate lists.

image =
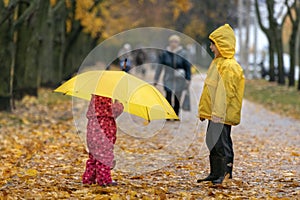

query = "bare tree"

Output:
[[269, 0, 286, 85], [255, 0, 276, 82], [285, 0, 300, 87], [0, 0, 15, 111], [298, 20, 300, 90], [238, 0, 251, 78], [299, 45, 300, 91]]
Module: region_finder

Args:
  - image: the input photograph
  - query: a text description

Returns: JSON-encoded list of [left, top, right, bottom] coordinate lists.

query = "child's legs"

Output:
[[95, 160, 112, 185], [87, 117, 117, 185], [82, 153, 96, 184]]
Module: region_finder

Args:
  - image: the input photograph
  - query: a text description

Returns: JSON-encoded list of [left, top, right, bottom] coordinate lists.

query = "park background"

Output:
[[0, 0, 300, 199]]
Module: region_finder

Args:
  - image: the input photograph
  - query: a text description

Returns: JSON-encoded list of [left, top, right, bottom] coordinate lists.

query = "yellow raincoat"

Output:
[[198, 24, 245, 126]]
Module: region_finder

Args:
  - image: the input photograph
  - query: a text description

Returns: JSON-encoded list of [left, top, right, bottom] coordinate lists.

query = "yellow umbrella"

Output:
[[54, 70, 179, 121]]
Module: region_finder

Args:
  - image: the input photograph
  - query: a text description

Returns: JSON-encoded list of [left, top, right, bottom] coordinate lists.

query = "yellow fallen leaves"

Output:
[[25, 169, 38, 177], [291, 151, 300, 156], [0, 89, 300, 199]]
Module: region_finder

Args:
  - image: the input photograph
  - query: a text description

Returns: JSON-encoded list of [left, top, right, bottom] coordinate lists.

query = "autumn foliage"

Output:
[[1, 0, 299, 199]]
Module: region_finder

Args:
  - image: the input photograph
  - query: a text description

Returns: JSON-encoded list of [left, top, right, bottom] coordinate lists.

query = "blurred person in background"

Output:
[[154, 34, 191, 119], [118, 43, 133, 72], [134, 47, 147, 77]]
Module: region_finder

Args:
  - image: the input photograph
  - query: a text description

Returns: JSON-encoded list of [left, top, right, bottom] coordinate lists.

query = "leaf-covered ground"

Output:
[[1, 75, 300, 199]]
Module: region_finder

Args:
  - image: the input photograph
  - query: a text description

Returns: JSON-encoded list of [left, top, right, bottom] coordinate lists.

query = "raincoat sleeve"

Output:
[[112, 101, 124, 118], [212, 64, 235, 119]]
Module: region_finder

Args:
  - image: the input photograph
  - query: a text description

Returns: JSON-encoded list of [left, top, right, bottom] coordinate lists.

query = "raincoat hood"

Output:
[[209, 24, 236, 59], [199, 24, 244, 126]]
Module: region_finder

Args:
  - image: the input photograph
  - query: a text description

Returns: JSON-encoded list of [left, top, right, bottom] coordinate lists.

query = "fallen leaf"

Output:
[[25, 169, 38, 177]]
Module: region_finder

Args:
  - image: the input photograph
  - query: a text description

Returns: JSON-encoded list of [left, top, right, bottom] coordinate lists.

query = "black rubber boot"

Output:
[[227, 157, 233, 179], [212, 157, 225, 184], [197, 155, 218, 182], [212, 157, 232, 185]]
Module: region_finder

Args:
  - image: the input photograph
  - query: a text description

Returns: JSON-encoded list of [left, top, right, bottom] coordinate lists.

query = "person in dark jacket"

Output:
[[134, 48, 147, 76], [154, 35, 191, 117], [118, 43, 132, 72]]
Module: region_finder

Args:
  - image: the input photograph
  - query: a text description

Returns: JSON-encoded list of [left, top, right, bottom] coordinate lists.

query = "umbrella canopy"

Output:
[[54, 70, 179, 121]]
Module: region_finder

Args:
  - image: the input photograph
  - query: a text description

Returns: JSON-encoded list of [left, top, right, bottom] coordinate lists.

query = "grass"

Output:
[[244, 79, 300, 120]]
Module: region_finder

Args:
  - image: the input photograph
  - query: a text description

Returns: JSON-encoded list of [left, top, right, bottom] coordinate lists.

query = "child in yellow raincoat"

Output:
[[197, 24, 245, 184]]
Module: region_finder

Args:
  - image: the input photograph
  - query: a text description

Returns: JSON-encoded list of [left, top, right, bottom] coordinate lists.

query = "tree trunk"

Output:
[[286, 0, 300, 87], [275, 29, 285, 85], [40, 1, 66, 87], [268, 37, 276, 82], [38, 0, 53, 87], [298, 46, 300, 91], [298, 21, 300, 90], [244, 0, 251, 78], [13, 0, 52, 98], [0, 1, 13, 111], [298, 26, 300, 90], [56, 2, 68, 84], [13, 1, 39, 99], [255, 0, 276, 82], [63, 31, 97, 80], [238, 0, 244, 71], [266, 0, 285, 85], [288, 26, 297, 87]]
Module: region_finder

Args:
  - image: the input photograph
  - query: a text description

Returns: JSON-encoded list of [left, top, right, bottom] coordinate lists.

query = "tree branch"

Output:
[[13, 0, 38, 30], [51, 0, 65, 13], [285, 0, 295, 24], [255, 0, 268, 33], [0, 0, 19, 26], [65, 0, 104, 53]]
